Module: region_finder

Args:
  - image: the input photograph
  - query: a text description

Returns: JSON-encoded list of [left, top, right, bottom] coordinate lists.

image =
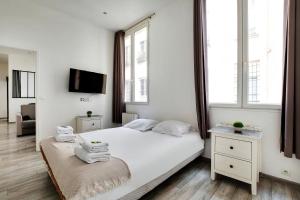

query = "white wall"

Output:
[[0, 0, 114, 148], [127, 0, 197, 126], [6, 52, 36, 122], [126, 0, 300, 184], [0, 61, 8, 118]]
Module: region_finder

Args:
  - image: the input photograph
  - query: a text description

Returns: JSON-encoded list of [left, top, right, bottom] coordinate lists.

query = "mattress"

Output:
[[77, 127, 204, 200]]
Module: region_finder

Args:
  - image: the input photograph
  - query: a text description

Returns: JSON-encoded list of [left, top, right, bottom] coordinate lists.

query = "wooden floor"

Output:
[[0, 120, 299, 200], [141, 161, 300, 200], [0, 120, 58, 200]]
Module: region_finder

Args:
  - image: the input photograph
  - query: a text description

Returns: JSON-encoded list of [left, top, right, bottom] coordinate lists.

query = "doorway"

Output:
[[6, 76, 9, 121], [0, 46, 37, 139], [0, 54, 8, 123]]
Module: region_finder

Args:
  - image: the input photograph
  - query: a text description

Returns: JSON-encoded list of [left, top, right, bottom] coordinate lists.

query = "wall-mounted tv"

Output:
[[68, 68, 107, 94]]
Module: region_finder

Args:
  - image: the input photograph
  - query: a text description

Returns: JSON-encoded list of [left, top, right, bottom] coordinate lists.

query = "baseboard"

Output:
[[199, 156, 210, 162], [260, 173, 300, 186]]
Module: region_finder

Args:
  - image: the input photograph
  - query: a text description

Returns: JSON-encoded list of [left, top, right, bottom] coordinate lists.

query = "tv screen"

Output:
[[69, 68, 107, 94]]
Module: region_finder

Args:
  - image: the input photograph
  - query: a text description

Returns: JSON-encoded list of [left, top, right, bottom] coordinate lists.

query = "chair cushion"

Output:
[[22, 115, 31, 121], [22, 120, 36, 128], [21, 104, 36, 120]]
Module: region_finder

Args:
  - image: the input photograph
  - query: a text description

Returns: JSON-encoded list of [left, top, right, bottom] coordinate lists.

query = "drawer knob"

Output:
[[92, 123, 95, 126], [229, 165, 234, 168], [230, 146, 234, 150]]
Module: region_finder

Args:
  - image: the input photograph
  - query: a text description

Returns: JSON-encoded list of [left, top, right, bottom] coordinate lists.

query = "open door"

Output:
[[6, 76, 9, 121]]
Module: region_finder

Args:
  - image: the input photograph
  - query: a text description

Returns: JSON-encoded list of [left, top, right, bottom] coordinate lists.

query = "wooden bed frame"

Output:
[[40, 145, 203, 200], [40, 146, 66, 200]]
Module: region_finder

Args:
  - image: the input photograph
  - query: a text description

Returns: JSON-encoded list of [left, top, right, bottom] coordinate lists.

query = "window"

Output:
[[125, 36, 132, 102], [12, 70, 36, 98], [206, 0, 284, 108], [247, 0, 284, 106], [125, 22, 149, 103], [207, 0, 238, 105], [139, 78, 146, 96]]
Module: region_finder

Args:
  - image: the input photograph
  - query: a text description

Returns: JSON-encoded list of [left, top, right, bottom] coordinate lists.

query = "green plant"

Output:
[[91, 141, 101, 144], [233, 121, 244, 128], [87, 111, 92, 117]]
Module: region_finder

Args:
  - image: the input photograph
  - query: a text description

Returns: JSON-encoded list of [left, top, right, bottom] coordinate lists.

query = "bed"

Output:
[[40, 127, 204, 200]]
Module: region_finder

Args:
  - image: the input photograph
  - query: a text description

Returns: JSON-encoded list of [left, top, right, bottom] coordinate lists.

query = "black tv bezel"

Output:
[[68, 68, 107, 94]]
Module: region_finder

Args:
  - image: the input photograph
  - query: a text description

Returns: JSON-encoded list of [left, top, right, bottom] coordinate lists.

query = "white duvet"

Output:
[[79, 127, 204, 200]]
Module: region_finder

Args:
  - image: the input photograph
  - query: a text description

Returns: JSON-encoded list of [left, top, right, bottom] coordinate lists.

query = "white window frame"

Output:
[[125, 20, 150, 105], [208, 0, 282, 110]]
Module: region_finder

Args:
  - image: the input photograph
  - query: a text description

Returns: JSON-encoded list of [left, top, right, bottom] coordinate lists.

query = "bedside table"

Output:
[[209, 127, 263, 195], [76, 115, 103, 133]]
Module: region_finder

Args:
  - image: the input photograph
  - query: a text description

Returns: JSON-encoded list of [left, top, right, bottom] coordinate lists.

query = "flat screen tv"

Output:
[[69, 68, 107, 94]]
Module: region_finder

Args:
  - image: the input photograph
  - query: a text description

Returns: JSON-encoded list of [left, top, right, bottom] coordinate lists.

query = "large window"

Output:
[[207, 0, 284, 108], [125, 22, 149, 103]]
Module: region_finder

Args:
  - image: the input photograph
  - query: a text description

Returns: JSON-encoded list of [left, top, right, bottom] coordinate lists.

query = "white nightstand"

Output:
[[210, 127, 263, 195], [76, 115, 103, 133]]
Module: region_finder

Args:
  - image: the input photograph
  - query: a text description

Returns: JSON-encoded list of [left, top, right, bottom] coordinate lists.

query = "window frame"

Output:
[[208, 0, 243, 109], [208, 0, 282, 110], [12, 70, 36, 99], [125, 20, 150, 105]]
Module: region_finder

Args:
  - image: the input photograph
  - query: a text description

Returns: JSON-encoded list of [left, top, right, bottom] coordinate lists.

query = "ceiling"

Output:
[[30, 0, 174, 30]]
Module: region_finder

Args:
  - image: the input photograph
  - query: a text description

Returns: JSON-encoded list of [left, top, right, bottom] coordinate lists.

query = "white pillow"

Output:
[[152, 120, 192, 137], [123, 119, 158, 132]]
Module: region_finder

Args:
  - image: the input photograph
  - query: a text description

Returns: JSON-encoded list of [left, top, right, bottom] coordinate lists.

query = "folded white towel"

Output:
[[55, 134, 76, 143], [57, 130, 73, 135], [80, 143, 109, 153], [57, 125, 73, 131], [79, 136, 109, 151], [56, 131, 74, 135], [74, 146, 110, 164], [57, 126, 74, 134]]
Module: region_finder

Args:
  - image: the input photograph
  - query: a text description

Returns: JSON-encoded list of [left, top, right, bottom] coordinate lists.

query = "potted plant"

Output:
[[87, 111, 92, 118], [233, 121, 244, 133]]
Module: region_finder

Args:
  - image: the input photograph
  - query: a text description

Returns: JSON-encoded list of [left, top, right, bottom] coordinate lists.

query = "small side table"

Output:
[[210, 127, 263, 195], [76, 115, 103, 133]]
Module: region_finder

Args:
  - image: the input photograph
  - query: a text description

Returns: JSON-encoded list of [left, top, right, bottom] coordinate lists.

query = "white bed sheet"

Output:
[[79, 127, 204, 200]]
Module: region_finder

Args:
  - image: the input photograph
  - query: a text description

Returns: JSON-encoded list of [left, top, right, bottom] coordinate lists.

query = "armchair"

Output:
[[16, 103, 36, 136]]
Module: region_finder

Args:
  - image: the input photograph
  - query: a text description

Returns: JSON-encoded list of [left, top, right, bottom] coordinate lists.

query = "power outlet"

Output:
[[281, 169, 291, 177], [80, 97, 89, 102]]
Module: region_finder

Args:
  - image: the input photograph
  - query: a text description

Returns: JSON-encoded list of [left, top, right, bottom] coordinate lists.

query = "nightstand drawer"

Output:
[[215, 154, 252, 181], [76, 115, 103, 133], [215, 136, 252, 160], [81, 120, 101, 132]]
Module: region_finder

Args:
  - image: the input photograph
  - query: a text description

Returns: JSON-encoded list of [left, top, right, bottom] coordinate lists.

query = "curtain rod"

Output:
[[125, 13, 156, 31]]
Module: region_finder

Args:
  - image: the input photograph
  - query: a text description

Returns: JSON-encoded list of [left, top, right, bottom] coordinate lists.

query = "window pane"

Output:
[[247, 0, 284, 105], [134, 27, 148, 102], [28, 72, 35, 98], [20, 72, 28, 98], [125, 36, 132, 102], [207, 0, 238, 104]]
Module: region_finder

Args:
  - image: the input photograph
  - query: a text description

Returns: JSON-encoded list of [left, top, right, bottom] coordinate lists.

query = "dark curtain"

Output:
[[281, 0, 300, 159], [12, 70, 21, 98], [112, 31, 126, 124], [194, 0, 209, 139]]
